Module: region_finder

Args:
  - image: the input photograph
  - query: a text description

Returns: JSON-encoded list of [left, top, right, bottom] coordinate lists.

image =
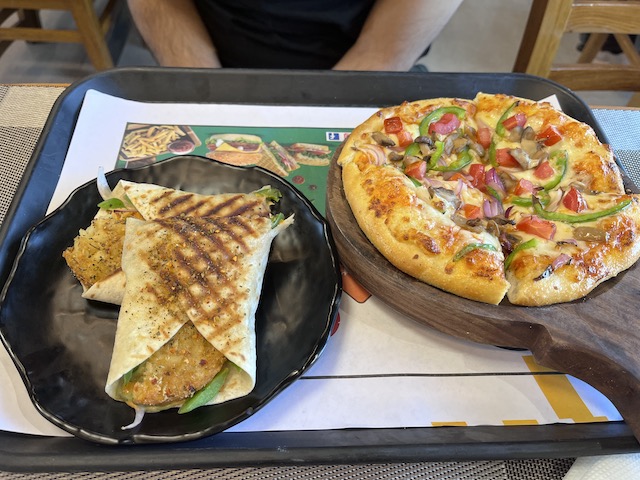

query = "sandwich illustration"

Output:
[[205, 133, 264, 166], [255, 140, 299, 177], [286, 143, 332, 166]]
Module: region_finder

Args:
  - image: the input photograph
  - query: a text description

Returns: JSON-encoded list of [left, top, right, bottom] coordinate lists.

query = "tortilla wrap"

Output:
[[72, 180, 273, 305], [106, 213, 293, 411]]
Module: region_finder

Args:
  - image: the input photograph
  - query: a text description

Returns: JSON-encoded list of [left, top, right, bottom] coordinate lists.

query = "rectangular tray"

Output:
[[0, 68, 638, 472]]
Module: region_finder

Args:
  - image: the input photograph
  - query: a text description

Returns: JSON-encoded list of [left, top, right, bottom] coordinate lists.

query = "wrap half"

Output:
[[105, 213, 293, 414], [64, 180, 276, 305]]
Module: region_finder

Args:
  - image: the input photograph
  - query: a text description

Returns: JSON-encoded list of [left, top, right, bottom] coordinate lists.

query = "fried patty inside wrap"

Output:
[[118, 322, 227, 409]]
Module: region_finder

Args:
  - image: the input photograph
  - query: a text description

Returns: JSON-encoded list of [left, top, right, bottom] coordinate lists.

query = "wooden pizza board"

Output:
[[325, 151, 640, 443]]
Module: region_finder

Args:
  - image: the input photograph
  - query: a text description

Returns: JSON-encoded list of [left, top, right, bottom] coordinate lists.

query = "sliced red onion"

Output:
[[423, 177, 445, 189], [504, 205, 514, 218], [97, 166, 113, 200], [551, 253, 571, 270], [483, 199, 492, 218], [483, 197, 504, 218], [485, 168, 506, 196], [358, 144, 387, 166]]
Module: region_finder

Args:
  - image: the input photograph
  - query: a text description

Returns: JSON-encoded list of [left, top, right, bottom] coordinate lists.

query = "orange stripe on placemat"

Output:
[[431, 421, 468, 427], [523, 355, 608, 423]]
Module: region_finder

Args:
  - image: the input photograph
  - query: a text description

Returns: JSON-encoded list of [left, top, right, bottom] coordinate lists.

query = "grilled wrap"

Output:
[[64, 180, 276, 305], [105, 213, 293, 415]]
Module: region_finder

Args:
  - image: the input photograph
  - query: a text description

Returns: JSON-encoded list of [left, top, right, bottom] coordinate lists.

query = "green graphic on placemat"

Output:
[[116, 124, 351, 214]]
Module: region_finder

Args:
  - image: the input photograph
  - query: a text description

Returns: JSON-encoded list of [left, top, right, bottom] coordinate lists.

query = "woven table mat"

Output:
[[0, 85, 65, 228], [7, 85, 640, 479], [592, 109, 640, 187], [0, 460, 576, 480]]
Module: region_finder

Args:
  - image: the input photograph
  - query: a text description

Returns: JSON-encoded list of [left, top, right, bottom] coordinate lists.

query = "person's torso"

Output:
[[194, 0, 375, 68]]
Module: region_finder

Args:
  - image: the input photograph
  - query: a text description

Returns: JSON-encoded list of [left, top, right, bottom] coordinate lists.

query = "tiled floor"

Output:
[[0, 0, 633, 106]]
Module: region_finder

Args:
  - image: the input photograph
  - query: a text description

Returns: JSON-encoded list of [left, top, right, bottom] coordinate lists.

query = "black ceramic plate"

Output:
[[0, 155, 341, 445]]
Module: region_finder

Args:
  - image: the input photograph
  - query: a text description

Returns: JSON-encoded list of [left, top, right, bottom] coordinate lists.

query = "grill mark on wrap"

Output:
[[140, 215, 262, 354], [206, 195, 266, 217], [155, 192, 195, 216], [148, 191, 267, 218]]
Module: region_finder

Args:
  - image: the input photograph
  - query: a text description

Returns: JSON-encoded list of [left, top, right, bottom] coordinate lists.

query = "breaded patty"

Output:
[[63, 210, 142, 288], [118, 322, 226, 407]]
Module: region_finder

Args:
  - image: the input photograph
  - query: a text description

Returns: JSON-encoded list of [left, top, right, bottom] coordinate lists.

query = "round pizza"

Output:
[[337, 93, 640, 306]]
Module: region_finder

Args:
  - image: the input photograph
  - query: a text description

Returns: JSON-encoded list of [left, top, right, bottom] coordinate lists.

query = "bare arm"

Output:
[[127, 0, 221, 68], [333, 0, 463, 71]]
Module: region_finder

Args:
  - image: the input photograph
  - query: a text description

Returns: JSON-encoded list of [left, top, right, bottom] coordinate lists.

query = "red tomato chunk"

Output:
[[405, 160, 427, 180], [496, 148, 520, 168], [502, 113, 526, 131], [537, 125, 563, 146], [534, 161, 555, 179], [396, 129, 414, 147], [562, 187, 587, 212], [384, 116, 403, 134], [517, 216, 556, 240]]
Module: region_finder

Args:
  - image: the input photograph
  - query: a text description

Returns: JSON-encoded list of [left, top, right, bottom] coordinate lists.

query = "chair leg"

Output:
[[70, 0, 113, 70], [577, 33, 608, 63], [614, 34, 640, 66], [513, 0, 573, 77]]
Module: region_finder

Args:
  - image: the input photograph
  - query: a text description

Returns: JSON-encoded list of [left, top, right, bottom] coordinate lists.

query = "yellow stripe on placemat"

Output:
[[523, 355, 608, 423], [503, 419, 539, 426], [431, 421, 468, 427]]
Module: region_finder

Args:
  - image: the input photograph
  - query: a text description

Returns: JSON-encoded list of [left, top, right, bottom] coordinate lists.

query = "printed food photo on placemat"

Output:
[[116, 125, 350, 214], [118, 124, 201, 167]]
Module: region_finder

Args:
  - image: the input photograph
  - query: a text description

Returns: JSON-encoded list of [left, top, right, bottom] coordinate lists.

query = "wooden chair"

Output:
[[513, 0, 640, 106], [0, 0, 120, 71]]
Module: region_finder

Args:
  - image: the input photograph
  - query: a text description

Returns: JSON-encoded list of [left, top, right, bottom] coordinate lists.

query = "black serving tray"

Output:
[[0, 68, 638, 472]]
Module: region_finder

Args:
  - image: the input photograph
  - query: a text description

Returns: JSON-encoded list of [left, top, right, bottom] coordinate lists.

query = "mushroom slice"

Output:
[[371, 131, 396, 147], [573, 226, 609, 243], [510, 148, 540, 170]]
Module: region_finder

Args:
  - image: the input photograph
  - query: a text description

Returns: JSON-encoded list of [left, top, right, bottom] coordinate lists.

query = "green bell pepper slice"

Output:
[[427, 140, 445, 169], [431, 147, 472, 172], [542, 150, 568, 191], [178, 364, 231, 414], [504, 238, 537, 271], [532, 196, 632, 224], [487, 140, 497, 166], [419, 106, 466, 136], [404, 142, 421, 157], [495, 101, 518, 137], [509, 191, 550, 208], [453, 243, 498, 262]]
